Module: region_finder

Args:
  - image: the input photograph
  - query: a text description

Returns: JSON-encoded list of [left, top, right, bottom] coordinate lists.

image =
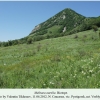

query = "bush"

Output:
[[27, 37, 33, 44], [34, 35, 45, 41], [92, 25, 98, 32], [74, 35, 78, 39]]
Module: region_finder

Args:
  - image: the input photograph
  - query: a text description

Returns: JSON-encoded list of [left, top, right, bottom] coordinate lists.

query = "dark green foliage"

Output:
[[12, 40, 18, 45], [8, 40, 12, 46], [1, 42, 8, 47], [33, 35, 45, 41], [74, 35, 78, 39], [37, 29, 48, 35], [27, 37, 33, 44], [92, 25, 98, 32], [49, 31, 52, 34], [46, 34, 51, 39]]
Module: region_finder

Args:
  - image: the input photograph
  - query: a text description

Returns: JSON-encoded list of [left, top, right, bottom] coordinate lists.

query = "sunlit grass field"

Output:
[[0, 29, 100, 88]]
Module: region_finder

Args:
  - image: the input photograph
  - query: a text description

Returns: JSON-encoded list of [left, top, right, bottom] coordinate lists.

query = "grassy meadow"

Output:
[[0, 29, 100, 88]]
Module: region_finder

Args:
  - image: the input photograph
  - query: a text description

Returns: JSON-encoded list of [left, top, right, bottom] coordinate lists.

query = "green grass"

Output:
[[0, 29, 100, 88]]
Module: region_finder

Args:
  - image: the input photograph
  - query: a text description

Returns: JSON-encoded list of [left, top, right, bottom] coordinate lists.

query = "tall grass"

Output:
[[0, 29, 100, 88]]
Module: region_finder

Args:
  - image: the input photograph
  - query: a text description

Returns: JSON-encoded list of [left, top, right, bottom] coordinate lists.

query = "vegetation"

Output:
[[0, 8, 100, 88], [92, 25, 98, 32], [27, 37, 33, 44], [0, 29, 100, 88], [0, 8, 100, 47]]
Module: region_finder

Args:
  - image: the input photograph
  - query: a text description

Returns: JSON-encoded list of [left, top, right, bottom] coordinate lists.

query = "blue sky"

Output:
[[0, 1, 100, 42]]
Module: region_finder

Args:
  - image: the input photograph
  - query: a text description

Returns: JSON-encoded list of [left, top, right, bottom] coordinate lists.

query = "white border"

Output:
[[0, 89, 100, 100]]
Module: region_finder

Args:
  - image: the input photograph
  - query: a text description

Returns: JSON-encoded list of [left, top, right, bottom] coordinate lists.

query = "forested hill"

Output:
[[0, 8, 100, 47], [30, 8, 85, 37]]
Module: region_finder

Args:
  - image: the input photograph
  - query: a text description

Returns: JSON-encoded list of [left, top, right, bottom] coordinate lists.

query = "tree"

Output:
[[92, 25, 98, 32], [8, 40, 12, 46], [27, 37, 32, 44]]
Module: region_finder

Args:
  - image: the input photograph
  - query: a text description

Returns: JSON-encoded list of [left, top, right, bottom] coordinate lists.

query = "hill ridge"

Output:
[[30, 8, 85, 34]]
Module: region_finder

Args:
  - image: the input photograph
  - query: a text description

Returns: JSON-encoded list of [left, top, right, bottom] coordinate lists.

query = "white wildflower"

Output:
[[91, 60, 93, 63], [49, 82, 54, 85], [61, 78, 63, 80], [87, 76, 89, 78], [73, 76, 75, 78], [4, 63, 6, 66], [43, 84, 46, 86], [89, 70, 93, 73]]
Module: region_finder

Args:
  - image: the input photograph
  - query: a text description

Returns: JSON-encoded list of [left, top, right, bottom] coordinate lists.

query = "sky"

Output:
[[0, 1, 100, 42]]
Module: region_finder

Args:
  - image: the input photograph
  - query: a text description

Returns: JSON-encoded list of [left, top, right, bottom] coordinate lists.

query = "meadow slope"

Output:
[[0, 29, 100, 88]]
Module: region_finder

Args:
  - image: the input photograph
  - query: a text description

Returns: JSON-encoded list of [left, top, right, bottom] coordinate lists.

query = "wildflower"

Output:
[[82, 71, 84, 74], [90, 60, 93, 63], [4, 63, 6, 66], [61, 78, 63, 80], [89, 70, 93, 73], [73, 76, 75, 78], [82, 71, 86, 75], [51, 82, 54, 85], [73, 74, 76, 78], [87, 76, 89, 78], [49, 82, 54, 85], [43, 84, 46, 86], [49, 82, 52, 84]]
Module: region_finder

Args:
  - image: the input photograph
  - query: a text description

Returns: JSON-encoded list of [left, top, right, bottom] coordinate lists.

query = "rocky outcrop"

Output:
[[63, 26, 66, 32], [31, 24, 40, 33]]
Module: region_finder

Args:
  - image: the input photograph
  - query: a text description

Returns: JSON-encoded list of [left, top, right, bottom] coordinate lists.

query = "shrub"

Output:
[[34, 35, 45, 41], [92, 25, 98, 32], [27, 37, 32, 44], [74, 35, 78, 39], [49, 31, 52, 34]]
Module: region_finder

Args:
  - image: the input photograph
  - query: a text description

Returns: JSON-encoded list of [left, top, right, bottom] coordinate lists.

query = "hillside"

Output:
[[0, 29, 100, 88], [0, 8, 100, 47], [29, 8, 100, 41], [29, 8, 85, 38]]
